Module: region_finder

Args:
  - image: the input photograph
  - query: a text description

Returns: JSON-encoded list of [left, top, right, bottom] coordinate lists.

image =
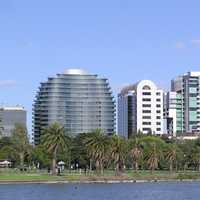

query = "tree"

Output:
[[31, 145, 51, 169], [0, 146, 17, 162], [137, 129, 143, 136], [191, 146, 200, 172], [129, 137, 143, 172], [145, 142, 162, 173], [41, 122, 69, 175], [111, 135, 127, 176], [165, 143, 180, 173], [141, 136, 165, 172], [11, 123, 30, 169], [177, 140, 195, 171], [84, 129, 110, 175], [71, 133, 91, 172], [0, 137, 12, 148]]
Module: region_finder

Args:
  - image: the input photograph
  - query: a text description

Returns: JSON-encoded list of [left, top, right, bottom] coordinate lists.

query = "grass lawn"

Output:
[[0, 169, 200, 182]]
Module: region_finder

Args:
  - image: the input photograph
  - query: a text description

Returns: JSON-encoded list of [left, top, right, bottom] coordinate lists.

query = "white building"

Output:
[[118, 80, 164, 138]]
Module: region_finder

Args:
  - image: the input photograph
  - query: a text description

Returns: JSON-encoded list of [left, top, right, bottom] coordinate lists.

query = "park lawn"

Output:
[[125, 170, 200, 180], [0, 171, 89, 182], [125, 170, 178, 180], [0, 170, 200, 182], [0, 173, 66, 182]]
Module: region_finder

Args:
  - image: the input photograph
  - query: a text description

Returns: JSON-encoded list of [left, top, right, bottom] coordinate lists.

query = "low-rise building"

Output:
[[0, 106, 27, 137]]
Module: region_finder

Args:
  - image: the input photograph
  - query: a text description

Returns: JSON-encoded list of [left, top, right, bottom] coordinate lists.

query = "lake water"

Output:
[[1, 182, 200, 200]]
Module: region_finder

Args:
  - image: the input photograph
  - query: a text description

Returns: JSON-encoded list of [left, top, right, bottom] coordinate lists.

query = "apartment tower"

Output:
[[33, 69, 115, 145], [171, 71, 200, 134], [118, 80, 163, 138]]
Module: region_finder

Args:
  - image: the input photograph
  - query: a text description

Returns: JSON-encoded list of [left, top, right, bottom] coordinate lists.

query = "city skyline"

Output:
[[1, 0, 200, 132], [2, 68, 200, 135]]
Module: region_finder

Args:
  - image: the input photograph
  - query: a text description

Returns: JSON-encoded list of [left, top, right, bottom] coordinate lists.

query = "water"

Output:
[[0, 182, 200, 200]]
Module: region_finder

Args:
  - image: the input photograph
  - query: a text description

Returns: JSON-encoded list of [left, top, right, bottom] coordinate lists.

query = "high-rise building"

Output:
[[33, 69, 115, 145], [163, 92, 177, 136], [118, 80, 163, 138], [171, 71, 200, 134], [0, 106, 27, 137]]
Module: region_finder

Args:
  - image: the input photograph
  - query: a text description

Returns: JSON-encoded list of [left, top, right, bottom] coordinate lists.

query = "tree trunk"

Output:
[[198, 161, 200, 172], [175, 161, 178, 172], [116, 157, 123, 176], [115, 162, 120, 176], [169, 160, 173, 173], [89, 159, 92, 174], [151, 165, 155, 174], [95, 160, 100, 175], [19, 152, 24, 170], [52, 148, 57, 175], [184, 163, 187, 172], [135, 161, 138, 172], [100, 161, 104, 175]]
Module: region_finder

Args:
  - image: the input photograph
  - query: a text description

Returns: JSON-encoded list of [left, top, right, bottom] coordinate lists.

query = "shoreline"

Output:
[[1, 178, 200, 185]]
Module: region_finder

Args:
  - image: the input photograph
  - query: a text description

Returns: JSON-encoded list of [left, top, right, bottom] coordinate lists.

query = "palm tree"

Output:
[[84, 129, 110, 175], [129, 137, 143, 172], [165, 143, 179, 173], [41, 122, 69, 175], [111, 135, 127, 176], [145, 142, 162, 173]]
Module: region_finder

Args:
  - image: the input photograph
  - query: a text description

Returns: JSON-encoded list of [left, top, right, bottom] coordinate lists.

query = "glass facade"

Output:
[[0, 107, 27, 137], [33, 70, 115, 145], [172, 72, 200, 134], [176, 93, 184, 133]]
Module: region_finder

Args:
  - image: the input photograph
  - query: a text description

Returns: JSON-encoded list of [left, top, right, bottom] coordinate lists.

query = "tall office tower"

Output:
[[33, 69, 115, 145], [163, 92, 177, 136], [0, 106, 27, 137], [118, 80, 163, 138], [171, 71, 200, 134]]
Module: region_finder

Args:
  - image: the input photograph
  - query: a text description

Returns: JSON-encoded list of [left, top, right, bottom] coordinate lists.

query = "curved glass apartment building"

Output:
[[33, 69, 115, 145]]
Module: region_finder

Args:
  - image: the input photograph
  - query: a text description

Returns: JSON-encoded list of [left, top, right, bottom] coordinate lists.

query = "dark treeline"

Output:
[[1, 122, 200, 176]]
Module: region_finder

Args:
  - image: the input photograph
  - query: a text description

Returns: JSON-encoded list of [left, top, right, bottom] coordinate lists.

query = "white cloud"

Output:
[[175, 42, 186, 49], [0, 80, 17, 87], [191, 39, 200, 45]]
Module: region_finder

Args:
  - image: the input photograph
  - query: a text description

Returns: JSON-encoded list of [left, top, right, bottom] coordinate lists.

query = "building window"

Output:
[[142, 98, 151, 102], [156, 104, 161, 108], [143, 85, 151, 90], [156, 92, 161, 96], [143, 92, 151, 95], [156, 116, 161, 119], [143, 104, 151, 107], [143, 122, 151, 125], [143, 116, 151, 119], [143, 110, 151, 113], [157, 128, 161, 131], [156, 122, 161, 125], [156, 98, 161, 102], [156, 110, 161, 113]]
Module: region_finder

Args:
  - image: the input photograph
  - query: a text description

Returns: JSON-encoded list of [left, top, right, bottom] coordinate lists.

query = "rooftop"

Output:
[[63, 69, 88, 75], [0, 106, 25, 111]]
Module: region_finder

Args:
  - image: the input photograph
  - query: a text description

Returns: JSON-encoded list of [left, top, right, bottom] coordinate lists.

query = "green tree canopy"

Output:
[[11, 123, 30, 169], [41, 122, 70, 175]]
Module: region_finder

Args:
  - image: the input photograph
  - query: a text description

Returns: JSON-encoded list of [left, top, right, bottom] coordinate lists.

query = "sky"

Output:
[[0, 0, 200, 133]]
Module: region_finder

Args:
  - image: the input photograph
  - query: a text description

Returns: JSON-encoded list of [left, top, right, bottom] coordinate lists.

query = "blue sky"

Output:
[[0, 0, 200, 133]]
